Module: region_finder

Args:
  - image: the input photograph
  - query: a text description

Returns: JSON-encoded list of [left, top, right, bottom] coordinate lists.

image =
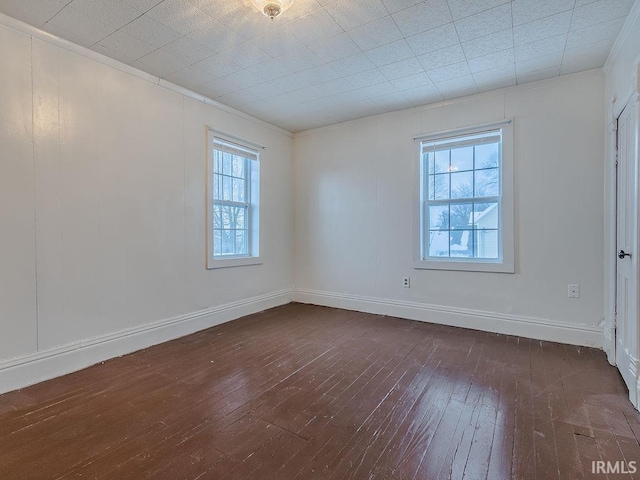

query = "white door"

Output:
[[616, 98, 639, 407]]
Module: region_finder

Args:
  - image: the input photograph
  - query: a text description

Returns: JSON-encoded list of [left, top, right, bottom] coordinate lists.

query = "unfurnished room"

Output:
[[1, 0, 640, 478]]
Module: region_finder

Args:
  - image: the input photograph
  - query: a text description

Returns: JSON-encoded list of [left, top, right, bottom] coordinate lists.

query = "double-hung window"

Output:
[[414, 122, 514, 273], [207, 132, 261, 269]]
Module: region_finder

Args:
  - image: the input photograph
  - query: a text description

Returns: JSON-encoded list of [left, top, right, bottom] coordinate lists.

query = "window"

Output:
[[207, 132, 260, 269], [414, 122, 514, 273]]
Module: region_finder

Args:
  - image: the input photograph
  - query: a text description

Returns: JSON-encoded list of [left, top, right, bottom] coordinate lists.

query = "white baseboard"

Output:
[[294, 289, 603, 348], [0, 289, 293, 395]]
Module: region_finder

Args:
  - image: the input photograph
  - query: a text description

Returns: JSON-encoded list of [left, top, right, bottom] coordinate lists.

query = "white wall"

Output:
[[0, 21, 293, 390], [603, 1, 640, 360], [294, 71, 605, 347]]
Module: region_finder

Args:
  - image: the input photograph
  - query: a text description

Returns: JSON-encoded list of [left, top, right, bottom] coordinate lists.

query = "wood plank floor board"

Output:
[[1, 303, 638, 480]]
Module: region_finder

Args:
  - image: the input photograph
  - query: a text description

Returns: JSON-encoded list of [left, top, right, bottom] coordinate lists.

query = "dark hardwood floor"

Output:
[[1, 303, 639, 479]]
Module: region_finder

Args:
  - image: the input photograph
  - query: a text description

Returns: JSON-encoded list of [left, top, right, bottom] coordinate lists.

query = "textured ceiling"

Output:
[[0, 0, 634, 132]]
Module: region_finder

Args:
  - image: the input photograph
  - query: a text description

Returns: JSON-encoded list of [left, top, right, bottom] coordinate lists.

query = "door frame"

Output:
[[606, 59, 640, 408]]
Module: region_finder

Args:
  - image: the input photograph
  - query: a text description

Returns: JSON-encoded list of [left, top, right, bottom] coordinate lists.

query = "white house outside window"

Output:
[[207, 132, 261, 269], [414, 121, 514, 273]]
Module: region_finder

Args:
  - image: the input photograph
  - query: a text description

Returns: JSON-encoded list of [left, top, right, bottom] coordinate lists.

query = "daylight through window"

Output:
[[419, 126, 513, 270], [207, 134, 260, 269]]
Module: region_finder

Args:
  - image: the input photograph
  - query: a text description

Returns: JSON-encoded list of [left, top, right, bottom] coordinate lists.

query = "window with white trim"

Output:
[[415, 122, 514, 273], [207, 133, 260, 269]]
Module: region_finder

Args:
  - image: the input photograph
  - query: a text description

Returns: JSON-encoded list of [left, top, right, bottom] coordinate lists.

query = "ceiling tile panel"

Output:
[[513, 11, 572, 46], [460, 28, 512, 60], [245, 58, 294, 81], [346, 68, 389, 88], [162, 35, 214, 64], [194, 53, 244, 77], [511, 0, 575, 26], [120, 0, 163, 12], [45, 6, 116, 45], [96, 30, 156, 61], [1, 0, 634, 132], [565, 16, 625, 49], [454, 3, 512, 42], [467, 48, 514, 73], [187, 16, 244, 53], [513, 34, 567, 63], [347, 15, 403, 50], [0, 0, 70, 27], [381, 0, 423, 15], [570, 0, 635, 30], [323, 0, 388, 30], [417, 44, 466, 70], [307, 33, 361, 62], [327, 53, 377, 77], [435, 74, 478, 98], [427, 60, 471, 83], [446, 0, 510, 20], [288, 8, 343, 45], [378, 57, 425, 80], [217, 41, 271, 68], [364, 39, 415, 67], [391, 0, 452, 37], [406, 22, 460, 56], [120, 15, 183, 48], [69, 0, 142, 29], [515, 52, 563, 75], [391, 71, 432, 91], [164, 63, 214, 87], [135, 48, 190, 77], [473, 63, 515, 83], [146, 0, 213, 34], [248, 30, 306, 57]]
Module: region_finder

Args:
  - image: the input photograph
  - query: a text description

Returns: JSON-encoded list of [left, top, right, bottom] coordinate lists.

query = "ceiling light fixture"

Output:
[[250, 0, 292, 20]]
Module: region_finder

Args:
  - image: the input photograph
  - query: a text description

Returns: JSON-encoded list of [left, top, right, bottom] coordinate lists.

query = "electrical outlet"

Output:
[[568, 284, 580, 298], [402, 277, 410, 288]]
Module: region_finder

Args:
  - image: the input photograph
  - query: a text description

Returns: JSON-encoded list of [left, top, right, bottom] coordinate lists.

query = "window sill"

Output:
[[207, 256, 262, 270], [413, 259, 514, 273]]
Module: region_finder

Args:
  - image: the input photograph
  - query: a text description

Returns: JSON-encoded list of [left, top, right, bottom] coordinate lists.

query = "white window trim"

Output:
[[412, 120, 515, 273], [206, 129, 262, 270]]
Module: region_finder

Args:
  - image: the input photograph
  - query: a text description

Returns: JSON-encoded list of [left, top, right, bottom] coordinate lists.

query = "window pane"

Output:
[[450, 229, 472, 258], [223, 152, 232, 175], [213, 204, 222, 229], [425, 152, 435, 175], [235, 230, 247, 255], [450, 171, 473, 199], [475, 143, 499, 169], [428, 175, 435, 201], [213, 230, 221, 256], [213, 173, 222, 200], [434, 174, 449, 200], [474, 229, 498, 259], [474, 168, 499, 197], [214, 151, 222, 174], [220, 230, 234, 255], [233, 178, 246, 202], [428, 231, 449, 257], [420, 130, 504, 263], [473, 202, 498, 229], [434, 150, 449, 173], [222, 176, 232, 201], [233, 156, 246, 178], [450, 203, 473, 230], [429, 205, 448, 230], [451, 146, 473, 172]]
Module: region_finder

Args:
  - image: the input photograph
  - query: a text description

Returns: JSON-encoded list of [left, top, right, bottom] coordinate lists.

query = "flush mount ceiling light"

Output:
[[250, 0, 292, 20]]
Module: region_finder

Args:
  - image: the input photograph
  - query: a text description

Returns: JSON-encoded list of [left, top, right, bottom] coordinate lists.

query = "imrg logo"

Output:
[[592, 461, 637, 474]]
